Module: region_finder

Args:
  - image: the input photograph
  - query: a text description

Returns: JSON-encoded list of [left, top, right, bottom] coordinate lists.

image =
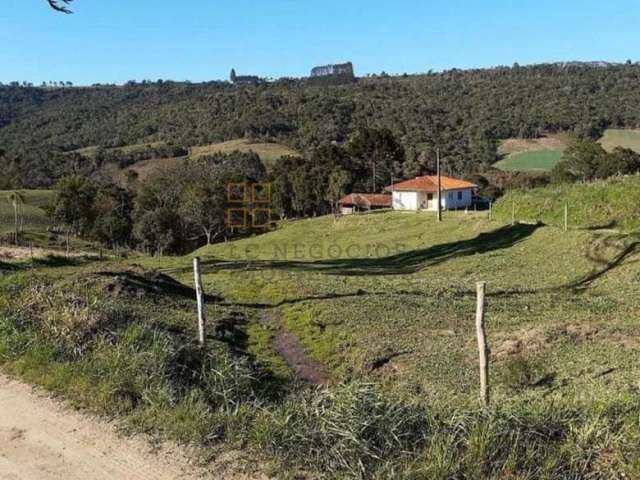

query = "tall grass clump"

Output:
[[251, 383, 431, 477], [0, 278, 266, 446]]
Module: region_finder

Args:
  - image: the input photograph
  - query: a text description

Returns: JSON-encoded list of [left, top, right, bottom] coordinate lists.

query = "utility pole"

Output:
[[372, 159, 376, 193], [436, 147, 442, 223]]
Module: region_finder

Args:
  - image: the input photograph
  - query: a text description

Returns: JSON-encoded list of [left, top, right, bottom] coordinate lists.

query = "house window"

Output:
[[458, 191, 463, 201], [448, 192, 453, 200]]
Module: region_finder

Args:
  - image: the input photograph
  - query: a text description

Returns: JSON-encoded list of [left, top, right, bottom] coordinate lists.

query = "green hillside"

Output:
[[493, 174, 640, 231], [2, 203, 640, 476], [494, 149, 563, 171], [495, 133, 570, 172], [5, 63, 640, 187], [495, 129, 640, 172]]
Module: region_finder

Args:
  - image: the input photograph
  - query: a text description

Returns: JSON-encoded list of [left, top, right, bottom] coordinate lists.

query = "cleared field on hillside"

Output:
[[0, 190, 54, 235], [496, 129, 640, 171], [599, 128, 640, 152], [189, 139, 300, 165], [72, 141, 169, 157], [493, 149, 563, 171], [495, 133, 570, 171], [498, 133, 570, 156]]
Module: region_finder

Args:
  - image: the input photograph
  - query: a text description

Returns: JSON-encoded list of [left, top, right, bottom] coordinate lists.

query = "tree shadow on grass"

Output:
[[33, 255, 86, 268], [0, 260, 22, 272], [197, 223, 544, 277], [458, 233, 640, 298], [566, 238, 640, 290]]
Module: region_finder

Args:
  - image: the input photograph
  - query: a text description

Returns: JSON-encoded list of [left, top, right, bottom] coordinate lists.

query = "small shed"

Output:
[[337, 193, 392, 215]]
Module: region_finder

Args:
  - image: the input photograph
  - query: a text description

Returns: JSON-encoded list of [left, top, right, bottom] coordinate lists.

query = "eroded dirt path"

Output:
[[274, 330, 329, 385], [0, 375, 262, 480]]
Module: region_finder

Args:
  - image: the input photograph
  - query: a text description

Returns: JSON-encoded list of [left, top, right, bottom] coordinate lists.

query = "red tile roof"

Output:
[[385, 175, 477, 192], [337, 193, 392, 207]]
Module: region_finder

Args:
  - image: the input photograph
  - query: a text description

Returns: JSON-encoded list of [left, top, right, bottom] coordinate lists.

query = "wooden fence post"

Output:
[[193, 257, 207, 346], [475, 281, 490, 407]]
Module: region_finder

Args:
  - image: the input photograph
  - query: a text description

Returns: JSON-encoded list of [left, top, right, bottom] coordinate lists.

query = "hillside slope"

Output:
[[4, 63, 640, 186], [493, 174, 640, 231], [179, 210, 640, 402], [2, 207, 640, 477]]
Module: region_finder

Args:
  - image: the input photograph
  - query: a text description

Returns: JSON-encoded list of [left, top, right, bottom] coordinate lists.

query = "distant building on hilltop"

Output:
[[230, 68, 263, 86], [310, 62, 355, 80]]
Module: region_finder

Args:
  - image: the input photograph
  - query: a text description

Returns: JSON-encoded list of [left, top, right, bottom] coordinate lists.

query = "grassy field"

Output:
[[189, 139, 300, 166], [110, 139, 300, 182], [599, 128, 640, 152], [495, 134, 570, 172], [493, 174, 640, 231], [2, 206, 640, 477], [493, 149, 563, 171], [0, 190, 54, 235], [496, 129, 640, 172]]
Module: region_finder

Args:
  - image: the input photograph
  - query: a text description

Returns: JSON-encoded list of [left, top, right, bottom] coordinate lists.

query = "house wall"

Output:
[[392, 191, 418, 210], [340, 206, 354, 215], [392, 189, 474, 211], [442, 188, 473, 210]]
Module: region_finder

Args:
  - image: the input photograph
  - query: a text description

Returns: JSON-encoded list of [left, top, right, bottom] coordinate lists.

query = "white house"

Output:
[[385, 175, 477, 211]]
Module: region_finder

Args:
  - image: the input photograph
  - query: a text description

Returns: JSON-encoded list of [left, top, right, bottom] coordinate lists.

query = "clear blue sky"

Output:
[[2, 0, 639, 85]]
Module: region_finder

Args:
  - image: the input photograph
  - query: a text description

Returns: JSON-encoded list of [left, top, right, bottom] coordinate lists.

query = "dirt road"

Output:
[[0, 375, 261, 480]]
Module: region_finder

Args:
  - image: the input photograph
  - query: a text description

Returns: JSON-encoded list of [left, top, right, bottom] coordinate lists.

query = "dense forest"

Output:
[[2, 62, 640, 188]]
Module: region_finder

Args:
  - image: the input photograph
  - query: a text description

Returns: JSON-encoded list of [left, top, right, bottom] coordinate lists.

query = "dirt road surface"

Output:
[[0, 375, 262, 480]]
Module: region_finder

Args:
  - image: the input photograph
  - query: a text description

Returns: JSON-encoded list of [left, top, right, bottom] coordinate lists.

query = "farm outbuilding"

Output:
[[337, 193, 392, 215], [385, 175, 477, 211]]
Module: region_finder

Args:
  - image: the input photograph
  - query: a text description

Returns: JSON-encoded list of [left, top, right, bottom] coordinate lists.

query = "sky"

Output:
[[2, 0, 640, 85]]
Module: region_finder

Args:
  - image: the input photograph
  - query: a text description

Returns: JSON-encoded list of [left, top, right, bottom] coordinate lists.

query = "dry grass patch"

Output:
[[498, 133, 570, 155]]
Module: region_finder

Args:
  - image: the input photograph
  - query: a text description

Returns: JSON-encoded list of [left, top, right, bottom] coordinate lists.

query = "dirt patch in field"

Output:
[[560, 323, 600, 340], [0, 246, 91, 260], [80, 265, 205, 303], [493, 328, 550, 360], [556, 323, 639, 351], [274, 329, 329, 385], [611, 335, 640, 350]]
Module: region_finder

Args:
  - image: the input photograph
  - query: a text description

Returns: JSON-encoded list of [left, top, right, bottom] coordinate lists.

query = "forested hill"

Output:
[[2, 62, 640, 188]]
